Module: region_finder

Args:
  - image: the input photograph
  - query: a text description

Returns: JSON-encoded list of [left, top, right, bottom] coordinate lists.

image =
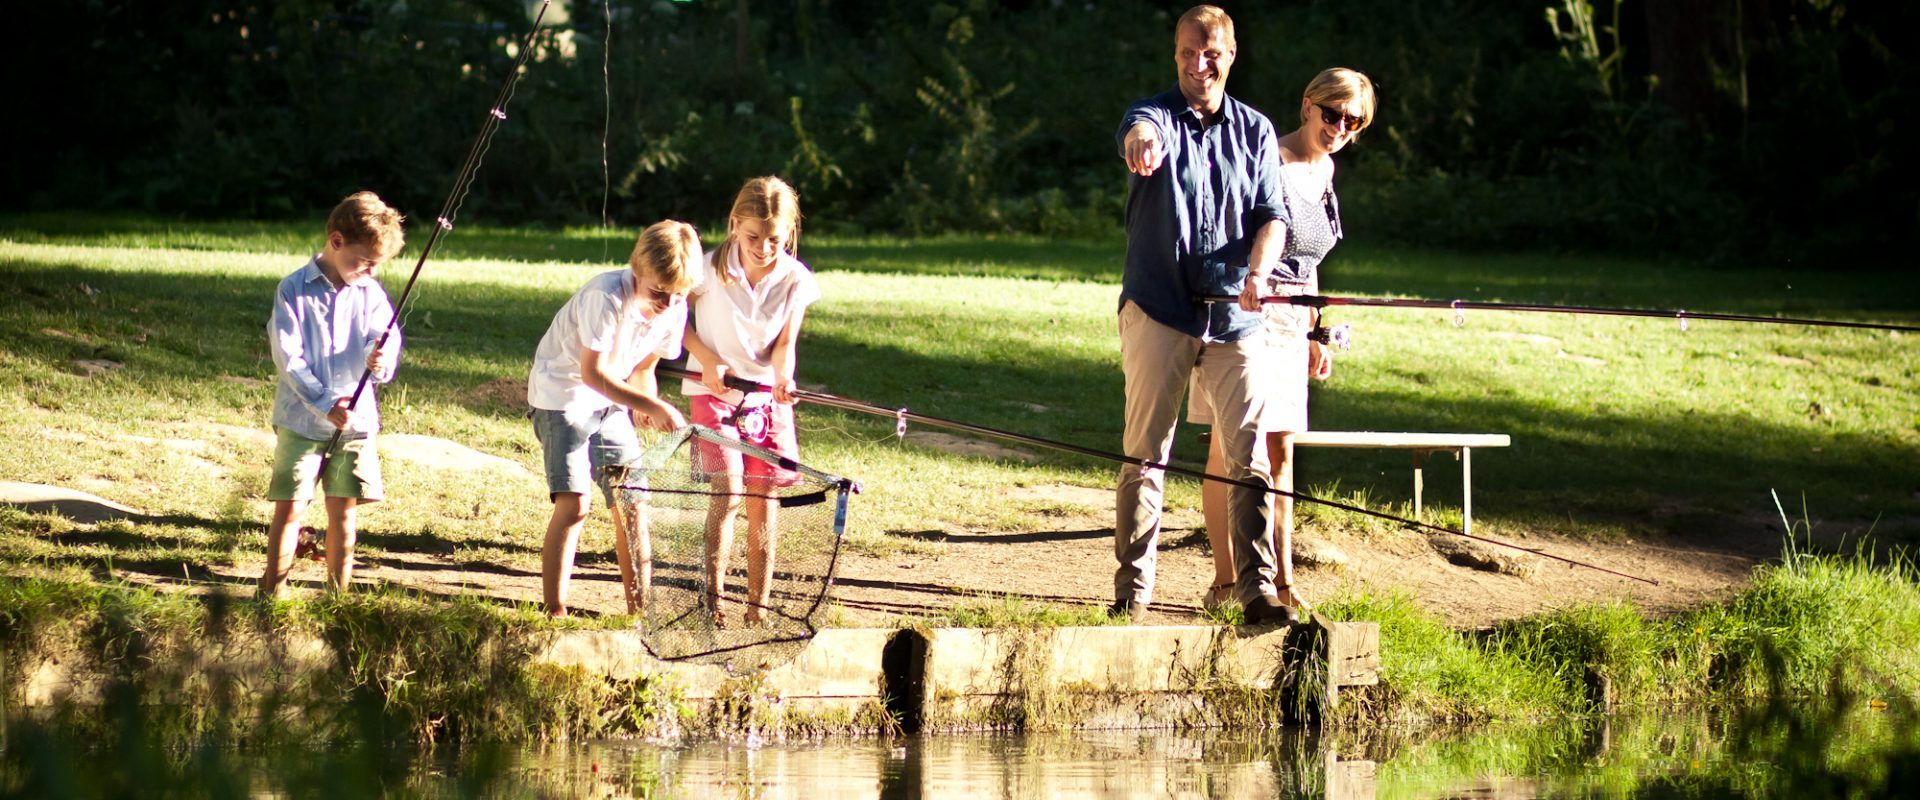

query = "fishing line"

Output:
[[305, 0, 553, 491], [599, 0, 613, 262], [657, 365, 1657, 585]]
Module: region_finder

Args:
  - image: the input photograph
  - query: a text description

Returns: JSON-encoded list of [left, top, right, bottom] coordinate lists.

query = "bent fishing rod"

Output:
[[657, 364, 1656, 586], [1198, 293, 1920, 334], [308, 0, 551, 483]]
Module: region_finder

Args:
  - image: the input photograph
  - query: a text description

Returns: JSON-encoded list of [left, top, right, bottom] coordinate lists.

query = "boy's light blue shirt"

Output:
[[269, 256, 401, 441]]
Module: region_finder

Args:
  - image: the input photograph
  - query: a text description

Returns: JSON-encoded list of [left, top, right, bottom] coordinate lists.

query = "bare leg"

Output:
[[1200, 438, 1237, 605], [1267, 432, 1305, 608], [743, 490, 777, 624], [259, 498, 308, 599], [323, 497, 359, 592], [542, 492, 589, 616], [609, 494, 650, 616], [703, 472, 742, 624]]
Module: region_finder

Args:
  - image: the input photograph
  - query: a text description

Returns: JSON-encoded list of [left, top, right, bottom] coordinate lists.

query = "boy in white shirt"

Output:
[[528, 220, 702, 618]]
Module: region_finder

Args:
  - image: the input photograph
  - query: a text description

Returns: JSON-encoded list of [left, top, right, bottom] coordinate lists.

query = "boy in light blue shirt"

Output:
[[259, 191, 406, 599]]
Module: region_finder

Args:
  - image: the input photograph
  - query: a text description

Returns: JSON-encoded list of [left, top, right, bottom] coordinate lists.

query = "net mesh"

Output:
[[609, 426, 853, 667]]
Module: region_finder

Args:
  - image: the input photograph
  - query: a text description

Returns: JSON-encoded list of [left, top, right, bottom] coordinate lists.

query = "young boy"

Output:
[[529, 220, 702, 617], [260, 191, 406, 599]]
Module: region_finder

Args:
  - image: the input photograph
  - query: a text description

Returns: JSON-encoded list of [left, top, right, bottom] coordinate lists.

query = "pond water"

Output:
[[441, 697, 1919, 798], [8, 695, 1915, 797]]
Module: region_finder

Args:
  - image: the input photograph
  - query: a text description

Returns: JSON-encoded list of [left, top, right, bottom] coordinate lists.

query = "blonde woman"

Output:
[[1195, 68, 1376, 613]]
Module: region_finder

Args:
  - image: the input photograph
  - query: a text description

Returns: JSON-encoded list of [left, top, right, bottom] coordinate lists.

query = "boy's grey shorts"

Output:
[[530, 406, 640, 506]]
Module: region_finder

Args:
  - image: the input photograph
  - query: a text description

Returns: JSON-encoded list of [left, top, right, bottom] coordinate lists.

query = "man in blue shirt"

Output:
[[1112, 5, 1295, 625]]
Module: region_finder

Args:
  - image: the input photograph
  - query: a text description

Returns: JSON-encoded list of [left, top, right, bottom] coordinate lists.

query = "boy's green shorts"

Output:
[[267, 427, 384, 503]]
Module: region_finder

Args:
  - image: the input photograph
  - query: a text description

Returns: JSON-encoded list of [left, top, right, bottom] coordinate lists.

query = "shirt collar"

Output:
[[1171, 88, 1238, 125], [725, 245, 791, 288], [301, 255, 379, 289], [300, 256, 328, 283]]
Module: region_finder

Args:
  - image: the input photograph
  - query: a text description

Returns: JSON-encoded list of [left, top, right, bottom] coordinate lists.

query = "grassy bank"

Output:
[[0, 540, 1913, 748], [1319, 539, 1920, 727]]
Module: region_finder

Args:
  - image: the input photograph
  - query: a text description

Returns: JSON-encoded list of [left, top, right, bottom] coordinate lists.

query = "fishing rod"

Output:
[[305, 1, 552, 496], [657, 364, 1657, 585], [1199, 293, 1920, 334]]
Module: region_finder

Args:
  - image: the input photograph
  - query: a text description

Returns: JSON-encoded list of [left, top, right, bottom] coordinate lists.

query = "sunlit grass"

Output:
[[2, 213, 1917, 629]]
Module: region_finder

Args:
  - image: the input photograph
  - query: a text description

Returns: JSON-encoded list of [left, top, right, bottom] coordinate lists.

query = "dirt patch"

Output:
[[69, 359, 123, 377], [1765, 353, 1815, 367], [903, 430, 1038, 462], [471, 378, 529, 412], [382, 434, 531, 475], [1007, 483, 1109, 510], [187, 423, 276, 449], [0, 482, 144, 524]]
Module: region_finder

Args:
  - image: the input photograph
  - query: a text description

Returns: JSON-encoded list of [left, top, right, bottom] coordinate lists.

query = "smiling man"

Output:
[[1111, 5, 1296, 625]]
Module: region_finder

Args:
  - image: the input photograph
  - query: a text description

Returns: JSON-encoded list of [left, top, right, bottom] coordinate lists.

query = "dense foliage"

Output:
[[13, 0, 1913, 260]]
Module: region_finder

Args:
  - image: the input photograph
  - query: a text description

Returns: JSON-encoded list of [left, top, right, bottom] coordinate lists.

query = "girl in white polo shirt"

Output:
[[680, 176, 821, 628]]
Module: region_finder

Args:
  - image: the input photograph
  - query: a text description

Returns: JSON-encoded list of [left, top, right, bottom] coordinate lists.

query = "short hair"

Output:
[[326, 191, 405, 256], [719, 175, 803, 286], [1304, 68, 1378, 133], [629, 220, 702, 294], [1177, 5, 1235, 49]]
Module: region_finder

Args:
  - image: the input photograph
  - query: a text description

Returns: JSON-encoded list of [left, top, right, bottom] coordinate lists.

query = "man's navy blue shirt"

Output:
[[1117, 89, 1287, 342]]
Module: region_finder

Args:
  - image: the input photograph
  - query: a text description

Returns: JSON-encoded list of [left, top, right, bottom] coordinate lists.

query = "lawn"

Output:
[[2, 212, 1916, 607]]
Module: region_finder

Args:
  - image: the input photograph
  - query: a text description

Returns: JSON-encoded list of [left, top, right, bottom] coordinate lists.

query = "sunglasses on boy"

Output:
[[1316, 104, 1366, 133]]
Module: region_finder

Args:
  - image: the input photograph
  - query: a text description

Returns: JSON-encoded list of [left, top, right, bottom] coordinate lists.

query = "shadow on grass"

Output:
[[6, 256, 1916, 558]]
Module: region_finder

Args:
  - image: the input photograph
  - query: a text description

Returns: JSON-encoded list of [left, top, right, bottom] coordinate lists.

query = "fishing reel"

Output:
[[1308, 322, 1353, 350]]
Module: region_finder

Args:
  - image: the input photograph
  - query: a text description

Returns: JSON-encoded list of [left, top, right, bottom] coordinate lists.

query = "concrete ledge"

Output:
[[18, 621, 1380, 735]]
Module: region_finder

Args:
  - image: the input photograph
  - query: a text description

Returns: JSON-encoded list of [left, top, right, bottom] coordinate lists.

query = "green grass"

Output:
[[1317, 537, 1920, 728], [902, 593, 1122, 629], [1, 211, 1917, 621]]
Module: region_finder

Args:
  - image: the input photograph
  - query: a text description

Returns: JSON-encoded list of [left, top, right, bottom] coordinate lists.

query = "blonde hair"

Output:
[[629, 220, 702, 294], [326, 191, 406, 256], [1303, 67, 1377, 134], [1176, 5, 1235, 49], [718, 176, 802, 287]]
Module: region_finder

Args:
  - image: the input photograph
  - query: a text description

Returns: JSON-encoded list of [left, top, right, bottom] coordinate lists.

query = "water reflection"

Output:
[[518, 729, 1333, 799], [494, 698, 1920, 799], [7, 695, 1916, 797]]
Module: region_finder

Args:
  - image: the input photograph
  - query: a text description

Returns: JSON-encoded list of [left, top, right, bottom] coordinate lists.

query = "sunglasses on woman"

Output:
[[1316, 104, 1365, 132]]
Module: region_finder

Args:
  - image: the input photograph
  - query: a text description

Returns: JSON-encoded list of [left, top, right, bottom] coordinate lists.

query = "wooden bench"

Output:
[[1289, 432, 1510, 534]]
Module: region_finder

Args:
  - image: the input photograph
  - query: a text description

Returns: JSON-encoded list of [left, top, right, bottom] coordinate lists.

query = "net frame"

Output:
[[607, 425, 855, 665]]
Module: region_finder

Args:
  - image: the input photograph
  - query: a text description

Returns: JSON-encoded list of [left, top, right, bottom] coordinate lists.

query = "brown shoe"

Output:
[[1107, 600, 1150, 623], [1242, 594, 1300, 626]]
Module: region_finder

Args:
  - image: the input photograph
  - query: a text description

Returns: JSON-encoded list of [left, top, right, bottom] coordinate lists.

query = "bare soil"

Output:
[[7, 429, 1793, 630]]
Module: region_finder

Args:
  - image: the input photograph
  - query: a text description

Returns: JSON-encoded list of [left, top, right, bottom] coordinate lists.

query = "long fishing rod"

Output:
[[657, 364, 1657, 585], [306, 1, 551, 492], [1199, 293, 1920, 333]]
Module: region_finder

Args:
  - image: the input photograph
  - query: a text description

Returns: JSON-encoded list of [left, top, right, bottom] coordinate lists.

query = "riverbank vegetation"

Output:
[[1321, 535, 1920, 727]]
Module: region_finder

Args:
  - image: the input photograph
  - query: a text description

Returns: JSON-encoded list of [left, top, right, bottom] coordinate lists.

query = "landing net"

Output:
[[609, 425, 855, 668]]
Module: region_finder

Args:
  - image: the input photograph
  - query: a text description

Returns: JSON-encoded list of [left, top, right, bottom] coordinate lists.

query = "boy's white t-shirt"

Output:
[[528, 268, 688, 413], [682, 246, 820, 398]]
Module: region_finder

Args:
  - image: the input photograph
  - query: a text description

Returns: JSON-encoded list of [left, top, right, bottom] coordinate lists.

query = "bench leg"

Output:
[[1411, 450, 1425, 522], [1461, 447, 1473, 535]]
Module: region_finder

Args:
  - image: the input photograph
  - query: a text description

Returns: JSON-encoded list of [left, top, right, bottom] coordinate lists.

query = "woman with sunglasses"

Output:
[[1193, 67, 1376, 613]]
